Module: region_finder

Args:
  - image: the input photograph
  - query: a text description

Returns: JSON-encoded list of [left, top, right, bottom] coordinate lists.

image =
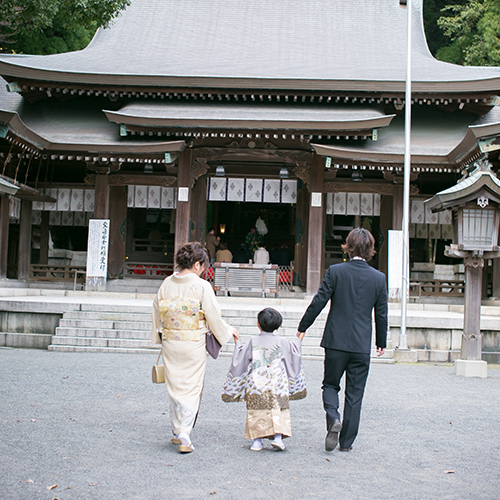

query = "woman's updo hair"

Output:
[[175, 242, 210, 271]]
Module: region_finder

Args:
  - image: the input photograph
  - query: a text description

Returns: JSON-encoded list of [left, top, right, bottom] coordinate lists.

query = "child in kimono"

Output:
[[222, 307, 306, 451]]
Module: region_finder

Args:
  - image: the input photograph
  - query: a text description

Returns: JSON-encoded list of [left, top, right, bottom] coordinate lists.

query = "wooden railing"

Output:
[[124, 262, 294, 293], [30, 265, 86, 290], [132, 239, 168, 253], [124, 262, 174, 278], [409, 280, 465, 299]]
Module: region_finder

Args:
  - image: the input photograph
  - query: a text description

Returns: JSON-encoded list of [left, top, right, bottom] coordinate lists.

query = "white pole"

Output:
[[399, 0, 412, 350]]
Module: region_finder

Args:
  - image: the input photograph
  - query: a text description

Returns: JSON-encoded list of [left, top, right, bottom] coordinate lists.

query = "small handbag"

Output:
[[206, 330, 221, 359], [152, 350, 165, 384]]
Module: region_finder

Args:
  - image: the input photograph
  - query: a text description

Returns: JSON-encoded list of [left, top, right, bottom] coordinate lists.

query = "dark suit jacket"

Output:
[[298, 260, 388, 354]]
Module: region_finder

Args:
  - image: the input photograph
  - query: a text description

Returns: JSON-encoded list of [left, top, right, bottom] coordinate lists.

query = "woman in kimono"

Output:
[[222, 308, 306, 451], [152, 242, 238, 453]]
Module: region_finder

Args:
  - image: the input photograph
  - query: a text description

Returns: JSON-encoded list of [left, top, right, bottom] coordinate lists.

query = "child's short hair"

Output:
[[258, 307, 283, 332]]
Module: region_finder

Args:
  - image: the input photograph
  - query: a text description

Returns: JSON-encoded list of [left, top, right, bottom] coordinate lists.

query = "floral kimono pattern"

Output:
[[222, 332, 306, 439]]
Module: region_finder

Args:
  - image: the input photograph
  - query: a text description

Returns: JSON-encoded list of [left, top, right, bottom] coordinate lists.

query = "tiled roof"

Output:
[[425, 167, 500, 212], [1, 0, 500, 92], [105, 102, 395, 131], [313, 106, 500, 165], [0, 78, 184, 154]]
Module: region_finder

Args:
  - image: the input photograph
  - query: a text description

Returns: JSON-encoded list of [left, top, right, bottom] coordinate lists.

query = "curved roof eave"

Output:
[[311, 142, 451, 165], [104, 105, 396, 131], [3, 60, 500, 94], [0, 110, 186, 155], [311, 128, 479, 166]]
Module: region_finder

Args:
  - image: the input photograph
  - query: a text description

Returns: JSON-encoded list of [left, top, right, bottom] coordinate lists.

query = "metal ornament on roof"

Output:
[[477, 196, 489, 208]]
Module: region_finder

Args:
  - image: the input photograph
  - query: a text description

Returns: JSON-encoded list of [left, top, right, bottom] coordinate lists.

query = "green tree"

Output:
[[423, 0, 467, 56], [0, 0, 130, 54], [436, 0, 500, 65]]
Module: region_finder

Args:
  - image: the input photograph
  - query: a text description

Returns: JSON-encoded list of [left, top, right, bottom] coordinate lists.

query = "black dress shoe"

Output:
[[339, 446, 352, 452], [325, 419, 342, 451]]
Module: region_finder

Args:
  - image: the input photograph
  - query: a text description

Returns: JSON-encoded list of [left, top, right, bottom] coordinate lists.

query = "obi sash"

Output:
[[158, 296, 206, 341]]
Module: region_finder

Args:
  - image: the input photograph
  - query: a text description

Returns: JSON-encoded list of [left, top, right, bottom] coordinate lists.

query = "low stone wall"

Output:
[[0, 311, 62, 349]]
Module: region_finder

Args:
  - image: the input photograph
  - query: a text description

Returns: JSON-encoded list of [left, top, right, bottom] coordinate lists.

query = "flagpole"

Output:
[[400, 0, 412, 350]]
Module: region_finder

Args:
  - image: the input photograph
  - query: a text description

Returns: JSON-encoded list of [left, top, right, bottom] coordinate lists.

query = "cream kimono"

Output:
[[222, 332, 307, 440], [152, 272, 233, 436]]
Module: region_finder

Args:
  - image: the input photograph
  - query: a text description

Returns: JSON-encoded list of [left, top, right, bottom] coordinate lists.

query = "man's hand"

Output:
[[376, 347, 385, 357], [297, 331, 305, 341]]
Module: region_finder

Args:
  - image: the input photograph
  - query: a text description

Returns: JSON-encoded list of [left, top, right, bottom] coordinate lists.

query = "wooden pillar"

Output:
[[378, 194, 393, 277], [306, 154, 325, 294], [94, 174, 110, 219], [295, 182, 308, 287], [462, 255, 484, 360], [39, 211, 50, 265], [0, 196, 9, 279], [17, 199, 32, 281], [492, 258, 500, 299], [190, 175, 207, 243], [392, 184, 403, 230], [108, 186, 127, 279], [482, 261, 489, 298], [174, 150, 192, 255]]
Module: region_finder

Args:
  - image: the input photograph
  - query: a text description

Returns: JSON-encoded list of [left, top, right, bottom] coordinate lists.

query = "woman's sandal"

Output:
[[178, 435, 195, 453]]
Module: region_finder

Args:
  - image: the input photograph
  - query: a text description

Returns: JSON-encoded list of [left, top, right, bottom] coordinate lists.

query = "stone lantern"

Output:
[[425, 158, 500, 378]]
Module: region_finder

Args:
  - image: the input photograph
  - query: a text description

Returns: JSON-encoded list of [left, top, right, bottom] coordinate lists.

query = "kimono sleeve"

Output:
[[151, 294, 161, 344], [281, 338, 307, 401], [221, 339, 252, 403], [201, 280, 234, 345]]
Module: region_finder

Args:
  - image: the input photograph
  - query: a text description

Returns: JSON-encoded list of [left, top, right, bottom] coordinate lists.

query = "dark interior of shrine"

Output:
[[207, 201, 296, 259]]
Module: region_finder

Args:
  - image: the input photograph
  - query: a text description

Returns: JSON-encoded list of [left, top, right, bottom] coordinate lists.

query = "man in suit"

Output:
[[297, 228, 387, 452]]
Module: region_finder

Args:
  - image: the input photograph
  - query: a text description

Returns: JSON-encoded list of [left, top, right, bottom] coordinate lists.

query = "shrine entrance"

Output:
[[207, 201, 296, 262]]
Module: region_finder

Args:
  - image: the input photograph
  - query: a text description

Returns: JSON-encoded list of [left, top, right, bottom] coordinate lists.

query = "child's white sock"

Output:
[[250, 438, 263, 451], [271, 433, 285, 451]]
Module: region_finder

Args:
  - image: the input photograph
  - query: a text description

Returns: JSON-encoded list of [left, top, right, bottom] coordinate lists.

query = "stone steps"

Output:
[[48, 302, 391, 360]]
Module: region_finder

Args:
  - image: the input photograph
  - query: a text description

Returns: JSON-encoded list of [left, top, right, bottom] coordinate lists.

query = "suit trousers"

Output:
[[322, 348, 370, 449]]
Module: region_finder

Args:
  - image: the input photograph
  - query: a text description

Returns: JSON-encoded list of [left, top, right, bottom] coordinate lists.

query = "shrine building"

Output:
[[2, 0, 500, 295]]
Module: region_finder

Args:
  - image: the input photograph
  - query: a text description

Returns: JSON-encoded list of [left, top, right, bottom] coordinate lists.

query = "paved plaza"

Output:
[[1, 347, 499, 500]]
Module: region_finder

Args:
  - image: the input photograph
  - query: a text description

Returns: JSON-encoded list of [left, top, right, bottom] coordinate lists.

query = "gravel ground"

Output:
[[1, 348, 499, 500]]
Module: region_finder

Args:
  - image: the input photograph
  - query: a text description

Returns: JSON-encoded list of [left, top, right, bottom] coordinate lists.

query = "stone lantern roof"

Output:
[[425, 158, 500, 213]]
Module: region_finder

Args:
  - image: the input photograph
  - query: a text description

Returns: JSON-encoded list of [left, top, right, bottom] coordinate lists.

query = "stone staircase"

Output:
[[48, 301, 393, 361]]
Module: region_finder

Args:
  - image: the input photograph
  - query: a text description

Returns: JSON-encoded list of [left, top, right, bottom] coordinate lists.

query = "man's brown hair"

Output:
[[341, 228, 376, 261]]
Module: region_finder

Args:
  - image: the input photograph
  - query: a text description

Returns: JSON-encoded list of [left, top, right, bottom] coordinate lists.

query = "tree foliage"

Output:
[[436, 0, 500, 65], [423, 0, 467, 56], [422, 0, 500, 66], [0, 0, 130, 54]]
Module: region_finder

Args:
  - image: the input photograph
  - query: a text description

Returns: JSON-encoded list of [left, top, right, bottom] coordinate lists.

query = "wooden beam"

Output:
[[190, 175, 207, 243], [306, 153, 325, 294], [378, 194, 393, 277], [295, 182, 308, 287], [174, 150, 192, 256], [392, 184, 403, 230], [0, 196, 9, 279], [94, 174, 109, 219], [39, 211, 50, 265], [17, 199, 32, 280], [108, 186, 127, 279]]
